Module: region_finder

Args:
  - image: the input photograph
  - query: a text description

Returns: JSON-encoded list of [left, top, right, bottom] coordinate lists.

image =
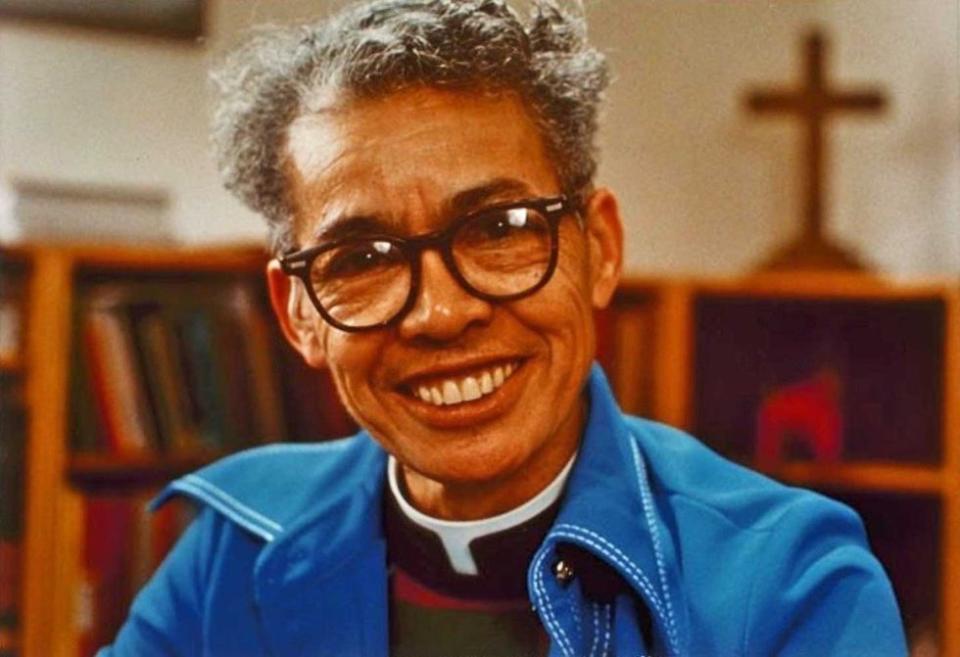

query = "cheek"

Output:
[[518, 251, 597, 359], [551, 237, 596, 317], [555, 246, 598, 352], [321, 331, 387, 410]]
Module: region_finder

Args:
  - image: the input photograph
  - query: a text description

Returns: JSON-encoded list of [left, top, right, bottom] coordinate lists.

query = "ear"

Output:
[[582, 187, 624, 309], [266, 260, 327, 368]]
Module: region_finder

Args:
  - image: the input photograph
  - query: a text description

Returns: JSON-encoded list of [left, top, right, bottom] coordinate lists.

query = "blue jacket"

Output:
[[103, 365, 907, 657]]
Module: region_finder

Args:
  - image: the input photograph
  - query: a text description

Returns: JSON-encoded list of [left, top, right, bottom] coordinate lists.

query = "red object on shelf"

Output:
[[756, 369, 843, 466]]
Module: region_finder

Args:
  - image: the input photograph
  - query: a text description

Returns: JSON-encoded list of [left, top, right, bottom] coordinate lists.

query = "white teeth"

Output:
[[442, 380, 463, 405], [480, 371, 493, 394], [461, 376, 482, 402], [411, 361, 520, 407]]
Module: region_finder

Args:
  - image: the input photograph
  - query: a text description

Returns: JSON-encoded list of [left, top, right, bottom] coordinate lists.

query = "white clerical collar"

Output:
[[387, 453, 576, 576]]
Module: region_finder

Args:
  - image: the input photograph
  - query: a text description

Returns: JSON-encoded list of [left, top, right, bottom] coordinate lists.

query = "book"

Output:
[[595, 297, 658, 417], [0, 375, 26, 657], [208, 302, 259, 449], [74, 492, 194, 657], [0, 262, 25, 369], [72, 273, 355, 460], [277, 341, 356, 442], [69, 338, 106, 454], [132, 307, 202, 454], [173, 307, 233, 450], [593, 306, 618, 384], [0, 300, 20, 366], [0, 179, 173, 245], [226, 283, 285, 443], [81, 304, 156, 456], [612, 302, 656, 417]]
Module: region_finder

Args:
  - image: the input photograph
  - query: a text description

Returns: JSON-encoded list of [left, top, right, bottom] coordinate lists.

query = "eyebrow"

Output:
[[309, 177, 536, 245], [312, 215, 394, 244], [448, 178, 534, 216]]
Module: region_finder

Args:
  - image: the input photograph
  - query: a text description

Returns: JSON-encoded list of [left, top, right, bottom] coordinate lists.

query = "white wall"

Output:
[[0, 0, 957, 274], [0, 21, 242, 243], [593, 0, 960, 274]]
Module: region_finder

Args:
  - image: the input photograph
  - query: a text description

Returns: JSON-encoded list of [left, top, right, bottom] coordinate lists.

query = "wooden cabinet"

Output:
[[601, 273, 960, 655]]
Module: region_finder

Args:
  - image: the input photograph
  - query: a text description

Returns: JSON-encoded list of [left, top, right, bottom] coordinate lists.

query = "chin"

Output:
[[409, 443, 524, 485]]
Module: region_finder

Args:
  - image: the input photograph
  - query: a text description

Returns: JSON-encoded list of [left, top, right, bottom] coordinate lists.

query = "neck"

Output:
[[399, 395, 585, 520]]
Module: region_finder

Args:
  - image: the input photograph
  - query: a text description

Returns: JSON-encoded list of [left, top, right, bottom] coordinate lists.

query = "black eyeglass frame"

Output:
[[278, 195, 577, 333]]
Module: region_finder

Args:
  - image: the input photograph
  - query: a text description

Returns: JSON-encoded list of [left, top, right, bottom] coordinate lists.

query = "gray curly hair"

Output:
[[211, 0, 609, 254]]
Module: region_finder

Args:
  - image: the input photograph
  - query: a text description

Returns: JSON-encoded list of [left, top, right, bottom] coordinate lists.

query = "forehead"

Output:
[[284, 87, 560, 242]]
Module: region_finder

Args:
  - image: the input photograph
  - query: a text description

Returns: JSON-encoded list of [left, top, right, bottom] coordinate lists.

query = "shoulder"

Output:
[[624, 416, 855, 535], [152, 433, 387, 542], [622, 418, 905, 653]]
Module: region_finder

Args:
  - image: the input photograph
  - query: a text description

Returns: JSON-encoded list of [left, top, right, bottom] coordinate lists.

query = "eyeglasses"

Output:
[[279, 196, 576, 332]]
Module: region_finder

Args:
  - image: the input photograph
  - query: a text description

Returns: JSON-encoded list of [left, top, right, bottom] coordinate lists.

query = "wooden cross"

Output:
[[745, 30, 887, 271]]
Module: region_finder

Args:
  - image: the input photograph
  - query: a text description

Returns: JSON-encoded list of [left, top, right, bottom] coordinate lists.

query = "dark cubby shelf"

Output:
[[67, 451, 226, 489]]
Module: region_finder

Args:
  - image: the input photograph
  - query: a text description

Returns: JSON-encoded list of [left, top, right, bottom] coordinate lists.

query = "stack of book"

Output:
[[0, 259, 26, 657], [70, 275, 355, 456], [74, 492, 194, 657], [0, 375, 25, 657]]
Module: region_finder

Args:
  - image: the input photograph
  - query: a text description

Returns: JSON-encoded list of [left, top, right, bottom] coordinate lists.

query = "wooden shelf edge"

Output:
[[67, 451, 229, 488], [616, 272, 960, 300], [758, 461, 944, 495], [5, 242, 269, 273]]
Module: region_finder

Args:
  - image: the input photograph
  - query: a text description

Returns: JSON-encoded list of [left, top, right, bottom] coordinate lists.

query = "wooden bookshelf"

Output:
[[14, 243, 263, 657], [8, 242, 354, 657], [603, 273, 960, 656]]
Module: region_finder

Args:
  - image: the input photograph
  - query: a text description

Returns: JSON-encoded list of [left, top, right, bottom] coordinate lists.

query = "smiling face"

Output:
[[268, 87, 622, 519]]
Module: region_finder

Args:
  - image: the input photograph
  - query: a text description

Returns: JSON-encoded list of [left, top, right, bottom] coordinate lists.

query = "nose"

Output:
[[397, 250, 492, 341]]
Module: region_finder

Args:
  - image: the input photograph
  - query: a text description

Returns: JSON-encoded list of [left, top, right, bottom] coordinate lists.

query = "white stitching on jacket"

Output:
[[550, 526, 664, 618], [629, 437, 679, 655], [588, 603, 601, 657], [228, 440, 354, 458], [182, 474, 284, 532], [600, 603, 612, 657], [532, 548, 575, 657], [171, 480, 276, 542]]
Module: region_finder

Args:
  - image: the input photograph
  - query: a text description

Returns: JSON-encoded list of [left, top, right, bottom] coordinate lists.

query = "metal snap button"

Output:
[[553, 559, 575, 585]]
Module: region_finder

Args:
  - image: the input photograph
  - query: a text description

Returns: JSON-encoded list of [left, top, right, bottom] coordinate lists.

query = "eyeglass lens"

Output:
[[308, 205, 554, 328]]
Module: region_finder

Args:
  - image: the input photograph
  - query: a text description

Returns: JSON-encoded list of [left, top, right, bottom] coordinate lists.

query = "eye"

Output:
[[458, 206, 549, 248], [318, 240, 402, 279], [468, 208, 538, 240]]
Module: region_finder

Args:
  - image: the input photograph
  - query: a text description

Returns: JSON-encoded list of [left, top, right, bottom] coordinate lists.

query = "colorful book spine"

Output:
[[0, 375, 26, 657], [75, 493, 194, 657], [133, 309, 200, 454], [277, 339, 356, 442], [73, 275, 354, 457], [82, 308, 156, 456]]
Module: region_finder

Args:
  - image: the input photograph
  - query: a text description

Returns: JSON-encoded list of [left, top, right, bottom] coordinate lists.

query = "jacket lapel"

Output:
[[253, 449, 390, 657], [530, 365, 690, 657]]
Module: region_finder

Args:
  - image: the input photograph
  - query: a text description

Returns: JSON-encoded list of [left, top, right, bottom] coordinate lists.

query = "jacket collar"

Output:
[[252, 437, 389, 657], [530, 364, 689, 657], [252, 364, 689, 656]]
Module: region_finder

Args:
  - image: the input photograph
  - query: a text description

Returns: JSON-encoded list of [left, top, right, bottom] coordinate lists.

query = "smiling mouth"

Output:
[[406, 360, 522, 408]]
